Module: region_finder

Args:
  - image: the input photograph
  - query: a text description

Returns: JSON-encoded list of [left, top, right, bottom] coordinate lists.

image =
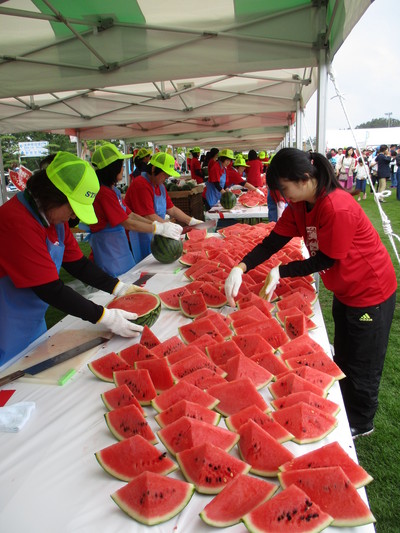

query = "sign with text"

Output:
[[8, 165, 33, 190], [18, 141, 49, 158]]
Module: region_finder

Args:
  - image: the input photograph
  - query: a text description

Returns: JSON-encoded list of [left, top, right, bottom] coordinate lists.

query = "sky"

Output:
[[304, 0, 400, 137]]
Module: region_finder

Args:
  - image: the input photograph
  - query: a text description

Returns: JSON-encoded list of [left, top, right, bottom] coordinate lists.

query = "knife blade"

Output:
[[0, 336, 109, 387], [180, 220, 217, 235]]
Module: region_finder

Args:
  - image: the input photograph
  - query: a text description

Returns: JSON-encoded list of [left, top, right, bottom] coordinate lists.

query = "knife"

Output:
[[0, 336, 109, 387], [180, 220, 217, 235]]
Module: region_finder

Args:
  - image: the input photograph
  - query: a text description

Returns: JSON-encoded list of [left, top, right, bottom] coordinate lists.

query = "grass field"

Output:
[[47, 188, 400, 530]]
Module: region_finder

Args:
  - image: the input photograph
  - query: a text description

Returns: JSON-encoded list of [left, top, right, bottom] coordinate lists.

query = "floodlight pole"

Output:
[[384, 112, 392, 128], [0, 138, 7, 206]]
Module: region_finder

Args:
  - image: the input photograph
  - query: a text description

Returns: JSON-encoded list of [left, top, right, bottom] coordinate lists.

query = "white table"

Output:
[[205, 204, 269, 227], [0, 254, 374, 533]]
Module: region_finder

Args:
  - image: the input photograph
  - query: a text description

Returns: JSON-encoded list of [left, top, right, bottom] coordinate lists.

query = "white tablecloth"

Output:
[[0, 254, 374, 533], [205, 204, 269, 221]]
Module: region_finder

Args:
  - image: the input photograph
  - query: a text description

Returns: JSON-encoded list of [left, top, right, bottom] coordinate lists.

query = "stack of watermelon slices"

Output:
[[85, 221, 375, 530]]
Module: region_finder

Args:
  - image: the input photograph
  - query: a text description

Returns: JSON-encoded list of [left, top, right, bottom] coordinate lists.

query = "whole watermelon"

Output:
[[220, 191, 237, 209], [151, 234, 183, 263]]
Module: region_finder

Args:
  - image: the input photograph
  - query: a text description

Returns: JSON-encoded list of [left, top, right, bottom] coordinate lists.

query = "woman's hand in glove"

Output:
[[97, 308, 143, 337], [225, 266, 244, 307], [153, 221, 183, 240], [259, 266, 280, 302], [189, 217, 204, 226], [112, 281, 147, 297]]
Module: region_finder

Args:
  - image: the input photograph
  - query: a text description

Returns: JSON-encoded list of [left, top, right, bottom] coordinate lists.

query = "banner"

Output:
[[18, 141, 49, 158], [8, 165, 33, 191]]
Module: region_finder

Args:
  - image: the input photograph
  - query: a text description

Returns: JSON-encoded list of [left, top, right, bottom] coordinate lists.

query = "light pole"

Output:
[[384, 112, 392, 127]]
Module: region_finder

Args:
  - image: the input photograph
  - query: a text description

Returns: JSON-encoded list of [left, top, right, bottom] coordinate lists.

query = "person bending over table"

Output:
[[0, 152, 160, 367], [204, 149, 236, 209], [88, 144, 182, 277], [226, 156, 265, 194], [124, 152, 203, 263], [225, 147, 397, 440]]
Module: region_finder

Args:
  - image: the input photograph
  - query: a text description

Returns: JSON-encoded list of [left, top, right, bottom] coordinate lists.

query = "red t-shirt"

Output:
[[124, 175, 173, 216], [208, 160, 224, 184], [190, 157, 203, 184], [226, 165, 245, 186], [0, 196, 83, 288], [90, 185, 131, 233], [246, 159, 263, 187], [274, 189, 397, 307]]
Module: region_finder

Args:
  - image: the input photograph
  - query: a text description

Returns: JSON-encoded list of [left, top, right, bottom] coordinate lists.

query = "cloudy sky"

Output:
[[304, 0, 399, 136]]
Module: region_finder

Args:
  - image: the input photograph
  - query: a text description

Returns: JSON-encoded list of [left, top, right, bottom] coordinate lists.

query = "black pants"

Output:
[[332, 291, 396, 429]]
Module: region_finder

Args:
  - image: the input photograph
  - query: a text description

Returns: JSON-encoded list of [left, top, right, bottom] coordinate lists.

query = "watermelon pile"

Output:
[[87, 221, 375, 531]]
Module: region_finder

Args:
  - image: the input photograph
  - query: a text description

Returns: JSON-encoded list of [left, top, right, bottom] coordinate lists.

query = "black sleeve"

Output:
[[31, 279, 105, 324], [62, 256, 119, 294], [195, 169, 204, 178], [214, 182, 222, 192], [242, 231, 292, 271], [279, 250, 335, 278]]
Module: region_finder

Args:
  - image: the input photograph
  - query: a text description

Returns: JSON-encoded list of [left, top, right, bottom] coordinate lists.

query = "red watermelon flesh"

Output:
[[250, 351, 288, 377], [207, 378, 269, 416], [222, 354, 273, 390], [185, 227, 207, 241], [276, 306, 317, 330], [200, 473, 277, 527], [166, 345, 205, 365], [279, 466, 376, 527], [225, 405, 294, 443], [158, 416, 238, 456], [180, 368, 227, 389], [284, 313, 307, 339], [140, 324, 160, 349], [105, 404, 157, 443], [135, 358, 174, 392], [238, 419, 294, 476], [95, 434, 177, 481], [183, 259, 210, 280], [285, 350, 346, 380], [107, 293, 161, 328], [189, 333, 219, 354], [271, 402, 338, 444], [237, 293, 274, 316], [279, 441, 373, 488], [206, 339, 244, 366], [170, 352, 226, 381], [178, 250, 208, 266], [151, 380, 219, 412], [234, 318, 289, 350], [194, 282, 228, 308], [110, 471, 194, 526], [276, 293, 314, 317], [193, 312, 232, 338], [229, 305, 267, 326], [150, 335, 185, 358], [243, 484, 333, 533], [101, 384, 145, 415], [278, 334, 322, 358], [118, 343, 155, 366], [232, 333, 274, 356], [269, 373, 326, 399], [179, 292, 207, 318], [158, 286, 190, 310], [276, 366, 335, 395], [176, 442, 251, 494], [194, 308, 232, 327], [179, 318, 227, 344], [87, 351, 131, 382], [271, 391, 340, 417], [113, 368, 156, 405], [154, 399, 220, 428]]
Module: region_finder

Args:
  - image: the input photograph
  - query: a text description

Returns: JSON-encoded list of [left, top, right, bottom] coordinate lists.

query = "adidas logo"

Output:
[[359, 313, 373, 322]]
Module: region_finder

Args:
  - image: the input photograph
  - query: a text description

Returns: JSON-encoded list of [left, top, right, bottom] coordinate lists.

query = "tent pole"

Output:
[[0, 138, 7, 206], [316, 45, 329, 154], [76, 132, 82, 158], [122, 140, 129, 186], [295, 98, 303, 150]]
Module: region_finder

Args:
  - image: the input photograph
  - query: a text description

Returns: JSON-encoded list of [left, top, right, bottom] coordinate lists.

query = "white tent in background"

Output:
[[326, 128, 400, 151]]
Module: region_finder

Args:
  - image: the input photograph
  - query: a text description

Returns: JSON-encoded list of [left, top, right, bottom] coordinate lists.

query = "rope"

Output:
[[328, 66, 400, 266]]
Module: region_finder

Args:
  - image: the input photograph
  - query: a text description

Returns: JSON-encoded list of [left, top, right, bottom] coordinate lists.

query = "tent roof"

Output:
[[0, 0, 371, 149]]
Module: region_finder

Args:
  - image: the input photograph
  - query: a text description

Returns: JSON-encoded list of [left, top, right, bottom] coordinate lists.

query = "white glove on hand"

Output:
[[189, 217, 203, 226], [153, 221, 183, 240], [112, 281, 147, 297], [259, 266, 280, 302], [277, 201, 286, 219], [225, 266, 244, 307], [98, 308, 143, 338], [255, 188, 265, 196]]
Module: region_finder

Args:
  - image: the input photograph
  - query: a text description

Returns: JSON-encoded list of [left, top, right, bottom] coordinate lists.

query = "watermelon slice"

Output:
[[285, 350, 346, 380], [140, 324, 160, 349], [110, 471, 194, 525], [193, 312, 233, 338], [178, 250, 208, 265], [179, 293, 207, 318], [106, 293, 161, 328], [284, 313, 307, 339], [278, 334, 321, 358], [101, 384, 145, 415], [113, 368, 157, 405], [279, 466, 376, 527], [104, 404, 157, 443], [279, 441, 373, 488], [222, 353, 273, 390], [154, 399, 220, 428], [269, 373, 326, 399], [276, 293, 314, 317], [189, 333, 219, 354], [271, 402, 338, 444], [134, 358, 174, 392], [176, 442, 251, 494], [180, 368, 227, 389], [150, 335, 185, 358], [200, 474, 277, 527], [206, 340, 244, 366], [207, 378, 269, 416], [87, 351, 131, 382], [277, 366, 335, 395], [118, 343, 155, 365], [158, 416, 238, 456], [95, 434, 177, 481], [243, 484, 333, 533], [250, 351, 288, 378], [179, 317, 227, 344], [194, 282, 228, 308], [270, 391, 340, 417], [238, 419, 294, 476], [232, 333, 274, 356], [166, 344, 205, 365], [159, 286, 191, 310], [170, 352, 226, 381], [275, 306, 317, 330], [234, 318, 289, 350], [151, 380, 219, 412]]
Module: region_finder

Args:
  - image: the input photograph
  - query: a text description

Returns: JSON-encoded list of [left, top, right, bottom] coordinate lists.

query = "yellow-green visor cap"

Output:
[[150, 152, 180, 177], [46, 152, 100, 225], [234, 156, 249, 167], [218, 149, 235, 160], [259, 151, 266, 159], [92, 143, 132, 170], [135, 148, 152, 159]]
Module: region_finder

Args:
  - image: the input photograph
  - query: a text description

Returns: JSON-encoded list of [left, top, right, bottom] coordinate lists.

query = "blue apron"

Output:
[[206, 162, 226, 208], [129, 174, 167, 263], [88, 186, 135, 277], [0, 193, 65, 366]]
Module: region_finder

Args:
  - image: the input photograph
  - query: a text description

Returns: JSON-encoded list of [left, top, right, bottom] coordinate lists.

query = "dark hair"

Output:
[[95, 159, 123, 187], [345, 146, 354, 157], [247, 149, 257, 161], [379, 144, 388, 153], [203, 148, 219, 167], [358, 157, 363, 164], [145, 162, 167, 177], [266, 148, 341, 198], [39, 153, 56, 170], [26, 169, 69, 212]]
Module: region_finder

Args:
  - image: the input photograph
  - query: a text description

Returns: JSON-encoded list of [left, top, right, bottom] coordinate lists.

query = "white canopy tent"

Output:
[[0, 0, 372, 202]]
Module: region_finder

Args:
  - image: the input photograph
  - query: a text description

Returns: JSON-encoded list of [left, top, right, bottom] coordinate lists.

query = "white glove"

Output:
[[189, 217, 203, 226], [112, 281, 147, 297], [259, 266, 280, 302], [254, 188, 265, 196], [225, 266, 244, 307], [98, 308, 143, 338], [153, 221, 183, 240], [277, 201, 286, 219]]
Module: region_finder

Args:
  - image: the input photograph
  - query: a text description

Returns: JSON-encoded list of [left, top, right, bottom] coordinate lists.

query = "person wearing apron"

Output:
[[0, 152, 147, 367], [205, 149, 235, 209], [125, 152, 204, 263], [89, 144, 183, 276]]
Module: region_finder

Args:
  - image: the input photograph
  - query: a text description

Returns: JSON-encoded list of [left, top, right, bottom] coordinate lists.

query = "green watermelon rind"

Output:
[[87, 352, 130, 383], [104, 407, 158, 444], [220, 191, 237, 209], [151, 234, 183, 264], [107, 293, 161, 328]]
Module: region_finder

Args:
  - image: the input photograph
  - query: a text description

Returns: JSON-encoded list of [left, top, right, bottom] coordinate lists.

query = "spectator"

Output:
[[374, 144, 391, 201], [355, 157, 369, 201], [336, 146, 356, 191], [246, 149, 264, 187]]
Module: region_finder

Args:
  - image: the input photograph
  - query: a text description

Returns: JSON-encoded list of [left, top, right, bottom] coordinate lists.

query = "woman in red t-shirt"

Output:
[[246, 149, 264, 187], [225, 148, 397, 439], [189, 147, 204, 184]]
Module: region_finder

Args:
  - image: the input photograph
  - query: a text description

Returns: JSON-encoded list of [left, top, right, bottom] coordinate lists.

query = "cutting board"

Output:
[[0, 330, 111, 385]]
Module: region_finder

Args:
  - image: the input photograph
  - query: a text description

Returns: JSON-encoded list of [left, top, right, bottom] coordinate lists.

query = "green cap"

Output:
[[218, 149, 235, 160], [91, 143, 132, 170], [135, 147, 152, 160], [259, 151, 266, 159], [191, 146, 201, 153], [150, 152, 180, 177], [234, 156, 249, 168], [46, 152, 100, 225]]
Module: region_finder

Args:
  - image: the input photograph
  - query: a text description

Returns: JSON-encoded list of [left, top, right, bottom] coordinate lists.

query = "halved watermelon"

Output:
[[270, 391, 340, 417], [176, 442, 251, 494], [88, 351, 131, 382], [101, 384, 145, 414], [113, 368, 157, 405], [207, 378, 269, 416], [154, 399, 220, 428], [106, 293, 161, 327], [104, 404, 157, 443], [111, 471, 194, 525], [151, 380, 219, 412], [95, 434, 177, 481]]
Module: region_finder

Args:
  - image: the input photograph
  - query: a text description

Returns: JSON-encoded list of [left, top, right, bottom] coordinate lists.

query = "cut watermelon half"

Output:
[[106, 293, 161, 328]]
